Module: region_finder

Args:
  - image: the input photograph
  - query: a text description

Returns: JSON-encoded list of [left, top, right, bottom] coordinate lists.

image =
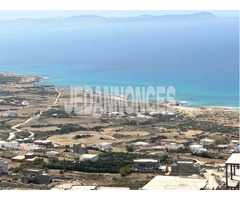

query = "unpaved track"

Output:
[[7, 89, 61, 140]]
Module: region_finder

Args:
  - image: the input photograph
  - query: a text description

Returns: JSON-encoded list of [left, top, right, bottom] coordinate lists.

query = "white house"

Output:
[[200, 139, 215, 145], [96, 143, 112, 150], [0, 158, 8, 174], [8, 110, 18, 117], [133, 142, 151, 147], [79, 154, 99, 162], [164, 142, 184, 150], [190, 144, 207, 154], [22, 100, 29, 106], [0, 141, 19, 149], [0, 141, 8, 148], [230, 140, 239, 146]]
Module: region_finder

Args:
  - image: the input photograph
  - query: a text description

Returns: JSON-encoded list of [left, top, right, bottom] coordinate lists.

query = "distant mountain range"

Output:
[[0, 12, 236, 30]]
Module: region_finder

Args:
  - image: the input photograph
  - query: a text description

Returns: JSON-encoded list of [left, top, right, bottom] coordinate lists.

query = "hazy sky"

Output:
[[0, 10, 238, 19]]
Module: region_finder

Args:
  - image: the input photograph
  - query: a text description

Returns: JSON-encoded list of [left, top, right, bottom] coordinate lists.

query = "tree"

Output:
[[126, 145, 134, 152]]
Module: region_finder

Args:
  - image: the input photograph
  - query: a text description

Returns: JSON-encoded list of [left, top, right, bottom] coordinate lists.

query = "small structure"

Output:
[[79, 154, 99, 162], [34, 140, 52, 148], [0, 158, 8, 175], [164, 142, 184, 150], [0, 99, 6, 104], [133, 159, 160, 172], [51, 105, 60, 109], [190, 144, 207, 154], [8, 110, 18, 117], [96, 142, 112, 151], [200, 139, 215, 145], [225, 153, 240, 190], [171, 161, 200, 175], [22, 169, 54, 184], [19, 143, 42, 151], [230, 140, 239, 147], [11, 154, 36, 163], [22, 100, 29, 106], [141, 175, 207, 190], [0, 141, 19, 149], [11, 155, 26, 163], [73, 144, 88, 154], [133, 141, 151, 147], [137, 113, 146, 118]]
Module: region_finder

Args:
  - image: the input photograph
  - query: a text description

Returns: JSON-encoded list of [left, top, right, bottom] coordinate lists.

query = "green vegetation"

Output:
[[119, 164, 133, 176], [126, 145, 134, 152], [0, 74, 21, 84], [12, 152, 169, 176], [74, 134, 92, 139], [42, 109, 76, 118], [178, 120, 239, 133], [34, 123, 104, 139]]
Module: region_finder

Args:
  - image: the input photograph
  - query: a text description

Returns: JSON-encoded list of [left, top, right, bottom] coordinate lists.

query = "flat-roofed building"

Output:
[[200, 139, 215, 145], [133, 159, 160, 172], [133, 142, 151, 147], [141, 175, 207, 190], [96, 142, 112, 151], [171, 161, 200, 175], [190, 144, 207, 154], [164, 142, 184, 150], [34, 140, 52, 147], [79, 154, 99, 162], [22, 169, 53, 184]]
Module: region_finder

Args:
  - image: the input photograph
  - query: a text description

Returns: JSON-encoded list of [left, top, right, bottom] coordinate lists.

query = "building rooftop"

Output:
[[225, 153, 240, 165], [98, 187, 130, 190], [34, 140, 51, 144], [80, 154, 98, 159], [177, 161, 194, 164], [201, 139, 215, 142], [133, 159, 159, 163], [141, 175, 207, 190], [12, 155, 25, 160]]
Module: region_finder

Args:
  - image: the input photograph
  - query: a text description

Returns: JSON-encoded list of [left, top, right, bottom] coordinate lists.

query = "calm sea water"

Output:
[[0, 19, 239, 109]]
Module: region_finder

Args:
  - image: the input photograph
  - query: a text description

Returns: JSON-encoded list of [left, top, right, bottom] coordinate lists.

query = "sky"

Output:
[[0, 10, 238, 19]]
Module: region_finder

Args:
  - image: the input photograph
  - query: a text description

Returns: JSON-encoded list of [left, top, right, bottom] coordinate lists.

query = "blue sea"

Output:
[[0, 18, 239, 109]]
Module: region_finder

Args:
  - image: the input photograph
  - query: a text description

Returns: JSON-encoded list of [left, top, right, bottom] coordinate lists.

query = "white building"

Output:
[[137, 113, 146, 118], [8, 110, 18, 117], [79, 154, 99, 162], [230, 140, 239, 147], [22, 100, 29, 106], [0, 141, 19, 149], [190, 144, 207, 154], [0, 158, 8, 174], [164, 142, 184, 150], [133, 142, 151, 147], [96, 143, 112, 150], [200, 139, 215, 145]]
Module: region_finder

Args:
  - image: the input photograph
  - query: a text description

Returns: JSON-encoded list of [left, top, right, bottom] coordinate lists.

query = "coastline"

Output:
[[1, 71, 239, 112]]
